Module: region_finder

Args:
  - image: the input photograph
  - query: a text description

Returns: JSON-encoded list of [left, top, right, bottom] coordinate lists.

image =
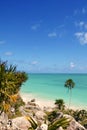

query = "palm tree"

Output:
[[0, 60, 28, 113], [64, 79, 75, 109], [55, 99, 65, 110]]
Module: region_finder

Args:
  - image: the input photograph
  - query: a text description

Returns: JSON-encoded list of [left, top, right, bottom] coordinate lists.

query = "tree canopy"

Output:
[[64, 79, 75, 90]]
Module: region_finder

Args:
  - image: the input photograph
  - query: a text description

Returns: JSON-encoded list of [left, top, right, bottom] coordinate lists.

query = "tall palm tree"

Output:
[[64, 79, 75, 109]]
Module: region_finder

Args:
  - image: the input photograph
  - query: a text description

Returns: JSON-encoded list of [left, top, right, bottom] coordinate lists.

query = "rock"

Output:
[[0, 112, 8, 125], [56, 126, 64, 130], [67, 119, 86, 130], [25, 103, 41, 111], [35, 111, 47, 124], [36, 127, 41, 130], [27, 101, 36, 106], [43, 107, 53, 112], [19, 106, 28, 116], [56, 112, 63, 119], [12, 116, 31, 130], [35, 111, 47, 120], [36, 124, 48, 130], [10, 107, 15, 113], [7, 119, 12, 127], [63, 114, 86, 130], [63, 114, 73, 119], [40, 124, 48, 130], [31, 99, 35, 102]]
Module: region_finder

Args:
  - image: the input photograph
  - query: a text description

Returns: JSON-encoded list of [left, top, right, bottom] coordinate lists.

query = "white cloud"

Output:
[[0, 40, 5, 44], [84, 24, 87, 29], [75, 32, 83, 37], [75, 32, 87, 45], [5, 52, 13, 56], [31, 24, 40, 30], [70, 62, 75, 68], [75, 21, 87, 30], [48, 32, 57, 37], [82, 8, 86, 14], [74, 8, 86, 16], [74, 9, 79, 15], [31, 61, 38, 65], [79, 21, 84, 27]]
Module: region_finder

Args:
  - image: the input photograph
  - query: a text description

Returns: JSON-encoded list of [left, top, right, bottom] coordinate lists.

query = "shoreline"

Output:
[[20, 92, 87, 110], [20, 92, 55, 109]]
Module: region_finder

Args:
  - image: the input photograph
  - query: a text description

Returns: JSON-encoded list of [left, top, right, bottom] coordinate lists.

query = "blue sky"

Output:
[[0, 0, 87, 73]]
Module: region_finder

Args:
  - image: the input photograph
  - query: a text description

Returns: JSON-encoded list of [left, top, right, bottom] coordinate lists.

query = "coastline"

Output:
[[21, 73, 87, 111], [20, 92, 86, 110], [20, 92, 55, 109]]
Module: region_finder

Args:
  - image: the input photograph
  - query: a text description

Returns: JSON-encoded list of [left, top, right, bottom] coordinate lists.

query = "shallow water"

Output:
[[21, 73, 87, 109]]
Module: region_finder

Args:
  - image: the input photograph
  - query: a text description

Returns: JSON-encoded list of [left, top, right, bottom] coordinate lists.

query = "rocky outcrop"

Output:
[[56, 127, 64, 130], [36, 124, 48, 130], [64, 114, 86, 130], [0, 101, 86, 130], [12, 116, 31, 130], [67, 119, 86, 130], [35, 111, 47, 121]]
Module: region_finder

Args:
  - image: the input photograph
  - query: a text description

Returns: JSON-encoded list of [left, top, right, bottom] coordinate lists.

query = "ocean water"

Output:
[[21, 73, 87, 109]]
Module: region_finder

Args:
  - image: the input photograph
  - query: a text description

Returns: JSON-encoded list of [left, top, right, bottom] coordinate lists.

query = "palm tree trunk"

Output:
[[68, 89, 72, 109]]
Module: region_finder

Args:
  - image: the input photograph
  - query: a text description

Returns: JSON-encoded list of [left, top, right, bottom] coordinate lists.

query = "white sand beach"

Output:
[[20, 92, 86, 110], [20, 93, 55, 109]]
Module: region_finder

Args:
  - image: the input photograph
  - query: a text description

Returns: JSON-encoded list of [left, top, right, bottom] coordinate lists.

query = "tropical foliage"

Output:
[[47, 110, 58, 122], [73, 109, 87, 129], [55, 99, 65, 110], [64, 79, 75, 108], [48, 116, 71, 130], [0, 60, 28, 114], [26, 111, 71, 130], [26, 116, 37, 130], [63, 108, 87, 129], [64, 79, 75, 90]]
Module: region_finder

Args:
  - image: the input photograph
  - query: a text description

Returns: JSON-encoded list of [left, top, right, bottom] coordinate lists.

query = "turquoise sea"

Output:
[[21, 73, 87, 109]]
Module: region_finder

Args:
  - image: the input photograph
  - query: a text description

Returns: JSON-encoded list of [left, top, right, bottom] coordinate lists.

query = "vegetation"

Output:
[[48, 116, 71, 130], [73, 109, 87, 129], [55, 99, 65, 110], [26, 116, 37, 130], [46, 109, 70, 130], [64, 79, 75, 108], [47, 104, 87, 129], [47, 110, 58, 122], [63, 108, 87, 129], [26, 110, 71, 130], [0, 60, 28, 115], [0, 60, 86, 129]]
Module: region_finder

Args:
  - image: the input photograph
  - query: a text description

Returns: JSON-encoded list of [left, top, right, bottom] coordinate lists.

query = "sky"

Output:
[[0, 0, 87, 73]]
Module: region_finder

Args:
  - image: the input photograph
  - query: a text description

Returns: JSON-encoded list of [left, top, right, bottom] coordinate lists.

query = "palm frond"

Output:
[[48, 117, 71, 130], [25, 116, 37, 129]]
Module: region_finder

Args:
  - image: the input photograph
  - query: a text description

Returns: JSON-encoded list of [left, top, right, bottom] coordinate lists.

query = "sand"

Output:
[[20, 92, 86, 110], [20, 93, 55, 109]]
